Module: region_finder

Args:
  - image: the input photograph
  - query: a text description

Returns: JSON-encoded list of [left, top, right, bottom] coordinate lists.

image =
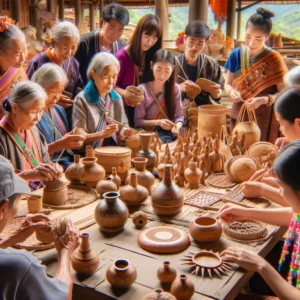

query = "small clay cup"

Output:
[[189, 217, 222, 242]]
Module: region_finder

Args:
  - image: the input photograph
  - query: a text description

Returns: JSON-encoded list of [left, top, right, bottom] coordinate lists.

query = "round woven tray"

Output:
[[248, 142, 278, 166], [43, 185, 97, 209], [206, 173, 237, 189], [1, 216, 55, 251]]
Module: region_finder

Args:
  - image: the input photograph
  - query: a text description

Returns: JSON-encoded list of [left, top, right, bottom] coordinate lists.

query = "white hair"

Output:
[[52, 21, 80, 44], [31, 63, 68, 89], [284, 66, 300, 87], [0, 24, 26, 53], [87, 52, 120, 81]]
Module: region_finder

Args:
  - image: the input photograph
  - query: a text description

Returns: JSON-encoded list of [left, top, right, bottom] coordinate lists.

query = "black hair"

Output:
[[275, 88, 300, 124], [102, 3, 129, 26], [274, 139, 300, 191], [246, 7, 274, 35], [185, 20, 210, 39]]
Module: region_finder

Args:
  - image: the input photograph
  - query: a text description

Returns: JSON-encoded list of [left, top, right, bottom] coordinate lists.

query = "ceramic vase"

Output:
[[96, 177, 118, 198], [117, 160, 128, 185], [132, 211, 148, 229], [144, 289, 176, 300], [151, 164, 184, 216], [43, 180, 68, 206], [137, 132, 157, 171], [65, 155, 82, 185], [94, 192, 129, 232], [106, 259, 137, 288], [184, 161, 202, 189], [79, 157, 106, 188], [189, 217, 222, 242], [85, 145, 95, 158], [109, 167, 121, 188], [71, 232, 100, 275], [170, 274, 195, 300], [157, 261, 177, 284], [130, 157, 155, 195], [120, 173, 149, 206]]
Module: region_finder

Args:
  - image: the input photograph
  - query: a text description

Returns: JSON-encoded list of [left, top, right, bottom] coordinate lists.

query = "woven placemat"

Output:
[[43, 185, 97, 209], [222, 186, 244, 202], [185, 191, 222, 209], [1, 216, 55, 251], [206, 173, 237, 189]]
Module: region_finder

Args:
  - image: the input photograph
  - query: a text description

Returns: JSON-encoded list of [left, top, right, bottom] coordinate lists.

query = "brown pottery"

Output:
[[71, 232, 100, 275], [137, 132, 157, 171], [170, 274, 195, 300], [106, 259, 137, 288], [79, 157, 105, 188], [43, 179, 68, 206], [65, 154, 82, 185], [144, 289, 176, 300], [184, 161, 202, 189], [117, 160, 128, 185], [36, 223, 54, 244], [132, 211, 148, 229], [189, 217, 222, 242], [157, 261, 177, 284], [96, 177, 118, 198], [94, 192, 129, 232], [109, 167, 121, 188]]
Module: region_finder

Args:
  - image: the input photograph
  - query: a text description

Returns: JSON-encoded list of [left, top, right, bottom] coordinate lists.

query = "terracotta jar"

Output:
[[43, 180, 68, 206], [36, 223, 53, 244], [189, 217, 222, 242], [130, 157, 155, 195], [120, 173, 149, 206], [109, 167, 121, 188], [85, 145, 95, 158], [132, 211, 148, 229], [79, 157, 106, 188], [94, 192, 129, 232], [144, 289, 176, 300], [65, 155, 82, 185], [71, 232, 100, 275], [117, 160, 128, 185], [137, 132, 157, 171], [184, 161, 202, 189], [106, 259, 137, 288], [96, 177, 118, 198], [151, 164, 184, 216], [157, 261, 177, 284], [170, 274, 195, 300]]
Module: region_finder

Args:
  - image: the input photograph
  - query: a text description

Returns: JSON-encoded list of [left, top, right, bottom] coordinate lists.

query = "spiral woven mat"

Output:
[[185, 191, 222, 208], [206, 173, 237, 189], [1, 216, 55, 251]]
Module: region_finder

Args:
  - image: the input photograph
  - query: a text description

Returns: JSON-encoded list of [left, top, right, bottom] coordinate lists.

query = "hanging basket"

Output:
[[232, 103, 261, 148]]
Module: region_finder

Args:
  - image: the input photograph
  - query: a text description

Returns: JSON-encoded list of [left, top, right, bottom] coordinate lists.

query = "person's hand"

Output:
[[100, 124, 118, 139], [242, 181, 263, 198], [248, 166, 278, 188], [57, 95, 73, 108], [25, 163, 61, 182], [179, 80, 194, 93], [246, 97, 267, 110], [228, 89, 242, 102], [218, 203, 247, 224], [171, 126, 179, 135], [221, 247, 267, 272], [203, 84, 222, 99], [159, 119, 175, 130], [120, 128, 134, 139], [275, 137, 289, 151], [61, 133, 85, 149]]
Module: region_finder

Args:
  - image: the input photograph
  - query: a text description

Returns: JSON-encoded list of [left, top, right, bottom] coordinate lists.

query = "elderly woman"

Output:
[[32, 63, 85, 167], [0, 81, 60, 188], [27, 21, 83, 119], [73, 52, 132, 149], [0, 16, 28, 119]]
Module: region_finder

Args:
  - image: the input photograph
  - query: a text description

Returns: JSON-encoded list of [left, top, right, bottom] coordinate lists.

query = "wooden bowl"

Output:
[[124, 86, 144, 106], [189, 217, 222, 242]]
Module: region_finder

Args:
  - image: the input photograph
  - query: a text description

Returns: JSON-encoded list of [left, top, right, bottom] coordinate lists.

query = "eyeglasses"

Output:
[[18, 105, 44, 117]]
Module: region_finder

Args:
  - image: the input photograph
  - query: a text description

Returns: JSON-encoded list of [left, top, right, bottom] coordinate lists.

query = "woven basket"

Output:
[[248, 142, 278, 167], [124, 86, 144, 106]]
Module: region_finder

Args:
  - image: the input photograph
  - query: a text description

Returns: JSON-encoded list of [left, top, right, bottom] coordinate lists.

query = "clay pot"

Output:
[[170, 274, 195, 300], [157, 261, 177, 284], [79, 157, 106, 188], [144, 289, 176, 300], [36, 223, 53, 244], [96, 177, 118, 198], [43, 180, 68, 206], [125, 132, 141, 150], [130, 157, 155, 195], [94, 192, 129, 232], [27, 195, 43, 213], [120, 173, 149, 206], [124, 85, 144, 106], [106, 259, 137, 288], [117, 160, 128, 185], [71, 232, 100, 275], [109, 167, 121, 188], [86, 145, 95, 158], [184, 161, 202, 189], [137, 132, 157, 171], [65, 155, 82, 185], [189, 217, 222, 242], [151, 164, 184, 216], [132, 211, 148, 229]]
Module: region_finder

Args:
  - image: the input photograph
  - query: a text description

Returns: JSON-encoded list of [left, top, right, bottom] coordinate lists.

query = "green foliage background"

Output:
[[128, 4, 300, 40]]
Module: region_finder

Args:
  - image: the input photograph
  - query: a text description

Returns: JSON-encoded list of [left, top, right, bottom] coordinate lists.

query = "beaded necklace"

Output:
[[278, 213, 300, 289]]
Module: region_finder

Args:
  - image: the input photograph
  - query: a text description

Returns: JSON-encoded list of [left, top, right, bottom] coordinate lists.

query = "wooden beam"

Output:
[[99, 0, 104, 18], [58, 0, 64, 20], [189, 0, 208, 23], [90, 3, 95, 31], [226, 0, 237, 40], [12, 0, 21, 24], [237, 0, 242, 40], [74, 0, 81, 26], [155, 0, 169, 41]]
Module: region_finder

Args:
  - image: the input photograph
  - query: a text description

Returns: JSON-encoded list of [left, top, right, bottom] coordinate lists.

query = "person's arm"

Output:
[[225, 71, 242, 102], [84, 124, 118, 144], [47, 134, 85, 155]]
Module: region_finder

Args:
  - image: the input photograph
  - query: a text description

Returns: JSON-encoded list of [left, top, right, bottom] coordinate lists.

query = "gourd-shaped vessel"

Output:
[[96, 177, 118, 198], [65, 155, 82, 185], [109, 167, 121, 188], [71, 232, 100, 275], [184, 161, 202, 189], [144, 289, 176, 300], [151, 164, 184, 216], [137, 132, 157, 171], [94, 192, 129, 232], [170, 274, 195, 300], [117, 160, 128, 185], [157, 261, 177, 284], [79, 157, 105, 188]]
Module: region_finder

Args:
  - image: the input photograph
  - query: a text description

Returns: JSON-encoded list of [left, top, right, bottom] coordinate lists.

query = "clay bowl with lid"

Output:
[[189, 217, 222, 242], [124, 86, 144, 106]]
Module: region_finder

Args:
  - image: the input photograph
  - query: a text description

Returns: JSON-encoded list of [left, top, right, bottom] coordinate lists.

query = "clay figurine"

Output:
[[230, 132, 242, 156], [209, 139, 226, 173]]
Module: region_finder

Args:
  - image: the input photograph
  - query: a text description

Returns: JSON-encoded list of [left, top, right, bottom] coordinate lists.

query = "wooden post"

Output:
[[237, 0, 242, 40], [47, 0, 53, 13], [29, 0, 42, 39], [58, 0, 64, 20], [74, 0, 81, 26], [12, 0, 21, 24], [99, 0, 104, 18], [189, 0, 208, 23], [90, 3, 95, 31], [226, 0, 237, 40], [155, 0, 169, 41]]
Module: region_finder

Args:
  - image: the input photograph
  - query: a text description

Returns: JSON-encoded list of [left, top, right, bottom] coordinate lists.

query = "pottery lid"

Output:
[[95, 146, 132, 155]]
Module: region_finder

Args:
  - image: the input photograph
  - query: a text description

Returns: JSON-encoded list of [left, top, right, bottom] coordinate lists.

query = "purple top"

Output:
[[134, 81, 184, 128]]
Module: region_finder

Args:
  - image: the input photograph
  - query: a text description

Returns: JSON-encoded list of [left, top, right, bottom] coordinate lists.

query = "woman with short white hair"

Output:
[[27, 21, 83, 114], [73, 52, 132, 149], [284, 66, 300, 88], [0, 81, 60, 189], [32, 63, 85, 167]]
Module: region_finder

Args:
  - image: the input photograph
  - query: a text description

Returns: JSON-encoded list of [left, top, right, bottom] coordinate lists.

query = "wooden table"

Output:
[[16, 178, 287, 300]]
